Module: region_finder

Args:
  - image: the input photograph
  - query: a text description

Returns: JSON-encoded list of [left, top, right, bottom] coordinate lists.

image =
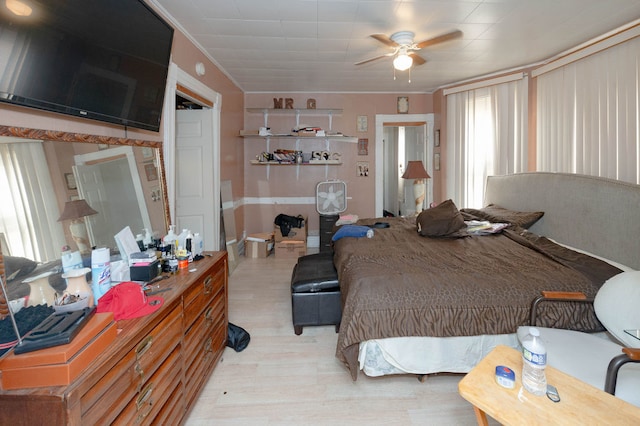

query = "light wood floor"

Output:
[[185, 254, 487, 425]]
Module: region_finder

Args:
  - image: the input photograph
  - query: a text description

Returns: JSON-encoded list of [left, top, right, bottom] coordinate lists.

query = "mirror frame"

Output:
[[0, 124, 171, 317]]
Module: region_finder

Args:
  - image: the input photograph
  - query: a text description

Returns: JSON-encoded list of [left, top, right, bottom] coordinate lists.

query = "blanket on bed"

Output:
[[333, 217, 622, 380]]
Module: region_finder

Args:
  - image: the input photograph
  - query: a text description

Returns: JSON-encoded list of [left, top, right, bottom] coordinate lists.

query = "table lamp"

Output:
[[402, 160, 431, 214], [57, 199, 98, 254]]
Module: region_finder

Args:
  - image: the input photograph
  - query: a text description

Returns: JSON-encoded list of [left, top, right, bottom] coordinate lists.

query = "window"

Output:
[[0, 141, 64, 261], [536, 36, 640, 184], [446, 76, 529, 207]]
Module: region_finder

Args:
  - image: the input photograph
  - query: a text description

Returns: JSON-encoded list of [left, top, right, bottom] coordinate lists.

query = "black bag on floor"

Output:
[[226, 322, 250, 352]]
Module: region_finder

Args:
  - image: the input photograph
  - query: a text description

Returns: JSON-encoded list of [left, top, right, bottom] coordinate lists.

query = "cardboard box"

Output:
[[274, 215, 307, 242], [274, 241, 307, 259], [0, 312, 116, 389], [245, 232, 274, 258]]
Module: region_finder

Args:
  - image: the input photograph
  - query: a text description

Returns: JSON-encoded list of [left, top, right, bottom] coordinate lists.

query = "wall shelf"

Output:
[[250, 160, 342, 165], [240, 133, 357, 143], [246, 108, 343, 115]]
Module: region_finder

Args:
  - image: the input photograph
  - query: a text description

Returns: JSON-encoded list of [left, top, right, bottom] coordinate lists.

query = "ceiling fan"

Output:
[[355, 30, 462, 71]]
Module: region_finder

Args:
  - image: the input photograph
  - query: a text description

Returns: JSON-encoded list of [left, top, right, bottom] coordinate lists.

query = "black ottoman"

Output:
[[290, 252, 341, 335]]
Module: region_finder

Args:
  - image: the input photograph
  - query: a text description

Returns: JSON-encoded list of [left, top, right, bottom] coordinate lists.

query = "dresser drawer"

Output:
[[184, 291, 225, 374], [113, 345, 182, 425], [183, 267, 225, 330], [80, 307, 181, 423], [185, 315, 226, 407]]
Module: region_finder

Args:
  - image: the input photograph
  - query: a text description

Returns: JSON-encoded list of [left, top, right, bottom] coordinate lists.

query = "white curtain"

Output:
[[0, 141, 65, 262], [537, 36, 640, 184], [446, 76, 529, 208]]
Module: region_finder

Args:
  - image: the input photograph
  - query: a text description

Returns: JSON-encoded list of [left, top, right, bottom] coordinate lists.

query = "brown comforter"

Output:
[[333, 217, 622, 380]]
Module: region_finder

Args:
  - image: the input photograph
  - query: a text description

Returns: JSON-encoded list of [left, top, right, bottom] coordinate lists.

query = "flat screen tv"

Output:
[[0, 0, 174, 132]]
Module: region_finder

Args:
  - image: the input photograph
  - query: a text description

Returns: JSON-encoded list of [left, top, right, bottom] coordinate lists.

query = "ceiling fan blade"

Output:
[[370, 34, 398, 47], [415, 30, 462, 49], [354, 53, 393, 66], [409, 53, 426, 66]]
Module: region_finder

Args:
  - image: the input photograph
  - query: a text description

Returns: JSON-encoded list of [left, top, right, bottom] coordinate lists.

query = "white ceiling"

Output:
[[151, 0, 640, 93]]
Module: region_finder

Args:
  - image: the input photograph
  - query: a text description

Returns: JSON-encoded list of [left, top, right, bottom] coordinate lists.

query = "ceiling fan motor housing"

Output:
[[390, 31, 415, 46]]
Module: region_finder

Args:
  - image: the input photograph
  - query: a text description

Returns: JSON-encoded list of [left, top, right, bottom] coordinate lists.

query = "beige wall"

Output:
[[169, 30, 246, 240], [242, 93, 434, 237]]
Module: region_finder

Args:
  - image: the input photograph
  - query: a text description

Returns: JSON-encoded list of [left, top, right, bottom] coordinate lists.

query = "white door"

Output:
[[175, 109, 215, 250]]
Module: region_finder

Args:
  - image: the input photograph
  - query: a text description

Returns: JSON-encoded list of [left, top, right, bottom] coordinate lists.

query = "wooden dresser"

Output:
[[0, 252, 228, 425]]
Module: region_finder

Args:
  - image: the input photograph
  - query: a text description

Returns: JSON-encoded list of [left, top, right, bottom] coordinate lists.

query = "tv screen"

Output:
[[0, 0, 174, 132]]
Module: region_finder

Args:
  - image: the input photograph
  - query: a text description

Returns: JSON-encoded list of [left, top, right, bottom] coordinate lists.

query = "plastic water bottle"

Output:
[[521, 327, 547, 395]]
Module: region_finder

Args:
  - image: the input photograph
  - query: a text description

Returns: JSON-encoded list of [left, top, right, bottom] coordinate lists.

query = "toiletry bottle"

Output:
[[91, 247, 111, 304], [177, 228, 188, 251], [61, 245, 83, 272], [185, 230, 193, 261], [164, 225, 178, 257], [193, 233, 203, 256], [143, 228, 153, 249]]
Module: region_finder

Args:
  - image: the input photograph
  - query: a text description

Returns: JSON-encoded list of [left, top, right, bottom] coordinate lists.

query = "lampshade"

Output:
[[57, 199, 98, 222], [393, 53, 413, 71], [401, 161, 431, 180]]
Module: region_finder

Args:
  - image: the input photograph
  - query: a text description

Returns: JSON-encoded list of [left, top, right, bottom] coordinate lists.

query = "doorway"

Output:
[[375, 114, 434, 217], [162, 63, 221, 250], [383, 125, 428, 216]]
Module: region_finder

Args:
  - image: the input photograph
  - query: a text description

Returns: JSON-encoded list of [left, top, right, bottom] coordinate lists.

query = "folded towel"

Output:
[[332, 225, 374, 242], [336, 214, 359, 225]]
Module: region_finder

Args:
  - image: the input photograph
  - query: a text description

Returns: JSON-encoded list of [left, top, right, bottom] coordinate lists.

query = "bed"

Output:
[[333, 172, 640, 380]]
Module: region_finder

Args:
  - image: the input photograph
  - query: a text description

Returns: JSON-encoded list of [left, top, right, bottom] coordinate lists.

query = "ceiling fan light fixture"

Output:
[[6, 0, 32, 16], [393, 53, 413, 71]]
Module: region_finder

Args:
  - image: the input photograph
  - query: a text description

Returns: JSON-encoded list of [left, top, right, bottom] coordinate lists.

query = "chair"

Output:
[[518, 270, 640, 407]]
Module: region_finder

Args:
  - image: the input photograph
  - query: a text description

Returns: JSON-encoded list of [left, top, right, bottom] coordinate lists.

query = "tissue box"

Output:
[[129, 259, 160, 281]]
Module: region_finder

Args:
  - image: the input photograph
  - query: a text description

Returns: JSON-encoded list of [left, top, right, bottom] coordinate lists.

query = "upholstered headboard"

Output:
[[484, 172, 640, 270]]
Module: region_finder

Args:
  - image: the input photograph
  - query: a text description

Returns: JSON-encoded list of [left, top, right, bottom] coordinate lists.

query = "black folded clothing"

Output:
[[0, 304, 54, 356]]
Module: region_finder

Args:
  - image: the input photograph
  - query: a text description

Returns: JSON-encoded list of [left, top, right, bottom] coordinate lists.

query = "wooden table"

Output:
[[458, 345, 640, 425]]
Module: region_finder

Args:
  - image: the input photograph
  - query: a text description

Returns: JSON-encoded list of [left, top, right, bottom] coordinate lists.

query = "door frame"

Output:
[[163, 63, 222, 250], [375, 114, 434, 217]]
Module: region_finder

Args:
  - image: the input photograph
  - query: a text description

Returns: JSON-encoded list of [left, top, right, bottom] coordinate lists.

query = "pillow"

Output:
[[594, 271, 640, 348], [4, 256, 38, 282], [460, 204, 544, 229], [416, 199, 466, 238]]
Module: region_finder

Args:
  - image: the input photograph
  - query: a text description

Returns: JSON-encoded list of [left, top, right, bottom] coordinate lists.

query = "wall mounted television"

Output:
[[0, 0, 174, 132]]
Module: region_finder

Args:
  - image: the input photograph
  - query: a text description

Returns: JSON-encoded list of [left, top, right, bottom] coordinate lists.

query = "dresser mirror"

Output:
[[0, 124, 170, 315]]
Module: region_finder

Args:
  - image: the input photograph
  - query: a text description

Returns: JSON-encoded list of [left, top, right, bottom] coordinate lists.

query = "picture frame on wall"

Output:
[[435, 130, 440, 147], [64, 173, 77, 190], [358, 138, 369, 155], [397, 96, 409, 114], [357, 161, 369, 177], [434, 153, 441, 171], [357, 115, 368, 132]]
